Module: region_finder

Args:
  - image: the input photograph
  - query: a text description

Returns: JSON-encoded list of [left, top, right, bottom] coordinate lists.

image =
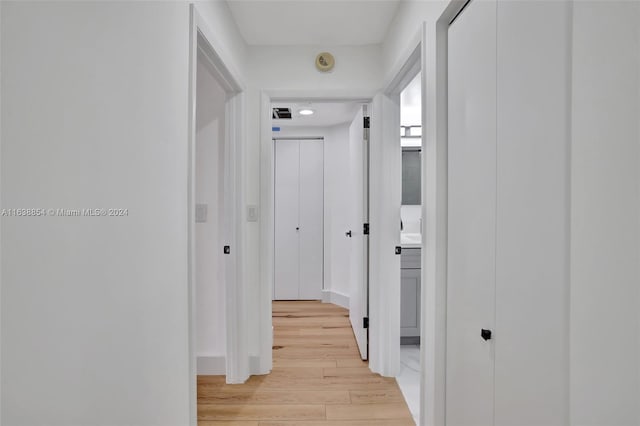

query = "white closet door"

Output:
[[447, 1, 497, 425], [299, 139, 324, 300], [494, 3, 570, 424], [274, 140, 300, 300]]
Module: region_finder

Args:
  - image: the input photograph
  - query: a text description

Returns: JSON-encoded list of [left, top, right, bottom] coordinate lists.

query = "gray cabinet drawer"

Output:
[[401, 248, 421, 269]]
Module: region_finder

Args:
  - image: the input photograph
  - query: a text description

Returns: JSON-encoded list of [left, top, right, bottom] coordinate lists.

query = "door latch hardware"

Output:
[[223, 246, 231, 254], [395, 246, 402, 255], [481, 329, 492, 341], [363, 223, 370, 235], [363, 317, 369, 329]]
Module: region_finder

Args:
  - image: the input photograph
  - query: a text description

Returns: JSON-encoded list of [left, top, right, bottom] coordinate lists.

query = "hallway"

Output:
[[197, 301, 414, 425]]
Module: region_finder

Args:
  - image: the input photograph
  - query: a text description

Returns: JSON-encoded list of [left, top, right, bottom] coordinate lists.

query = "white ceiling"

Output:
[[272, 102, 363, 127], [226, 0, 401, 46]]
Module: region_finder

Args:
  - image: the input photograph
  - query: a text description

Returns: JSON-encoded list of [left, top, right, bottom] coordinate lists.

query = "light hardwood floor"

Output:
[[197, 300, 415, 426]]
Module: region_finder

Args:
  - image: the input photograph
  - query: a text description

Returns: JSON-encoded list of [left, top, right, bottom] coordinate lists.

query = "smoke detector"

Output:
[[315, 52, 335, 73]]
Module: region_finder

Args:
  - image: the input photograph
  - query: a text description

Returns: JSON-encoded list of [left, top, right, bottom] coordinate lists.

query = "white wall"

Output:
[[1, 2, 191, 425], [275, 124, 353, 302], [570, 3, 640, 425], [382, 1, 447, 85], [193, 0, 247, 84], [195, 58, 226, 366], [249, 45, 383, 93]]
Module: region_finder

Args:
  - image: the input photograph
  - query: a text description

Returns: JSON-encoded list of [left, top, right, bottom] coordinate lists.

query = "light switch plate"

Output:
[[247, 205, 259, 222], [195, 204, 208, 223]]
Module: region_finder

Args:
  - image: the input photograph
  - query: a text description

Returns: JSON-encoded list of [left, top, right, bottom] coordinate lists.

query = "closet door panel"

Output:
[[274, 140, 300, 300], [299, 139, 324, 300], [446, 1, 497, 425], [494, 2, 570, 424]]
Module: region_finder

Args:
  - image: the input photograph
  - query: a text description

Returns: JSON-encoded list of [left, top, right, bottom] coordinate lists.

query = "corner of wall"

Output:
[[0, 1, 3, 421]]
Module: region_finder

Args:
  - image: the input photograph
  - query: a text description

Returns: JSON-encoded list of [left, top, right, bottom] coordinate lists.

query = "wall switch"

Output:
[[195, 204, 208, 223], [247, 205, 259, 222]]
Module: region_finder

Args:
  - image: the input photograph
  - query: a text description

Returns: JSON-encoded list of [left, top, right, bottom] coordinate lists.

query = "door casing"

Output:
[[258, 92, 413, 377], [188, 5, 246, 425]]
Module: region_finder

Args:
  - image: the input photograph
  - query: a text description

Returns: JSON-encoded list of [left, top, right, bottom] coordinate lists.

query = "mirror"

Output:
[[402, 147, 421, 205]]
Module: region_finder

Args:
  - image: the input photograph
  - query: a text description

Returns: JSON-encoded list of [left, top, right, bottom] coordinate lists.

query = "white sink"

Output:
[[401, 232, 422, 247]]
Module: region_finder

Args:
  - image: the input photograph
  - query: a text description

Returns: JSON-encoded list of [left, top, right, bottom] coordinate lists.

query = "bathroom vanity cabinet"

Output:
[[401, 247, 421, 339]]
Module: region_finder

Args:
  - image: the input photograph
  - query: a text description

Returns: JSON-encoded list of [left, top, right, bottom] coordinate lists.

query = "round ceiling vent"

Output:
[[315, 52, 335, 73]]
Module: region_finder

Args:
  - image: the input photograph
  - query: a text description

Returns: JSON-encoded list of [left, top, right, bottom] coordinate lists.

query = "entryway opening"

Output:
[[194, 39, 229, 376], [397, 70, 423, 424], [188, 10, 246, 416], [270, 100, 370, 362]]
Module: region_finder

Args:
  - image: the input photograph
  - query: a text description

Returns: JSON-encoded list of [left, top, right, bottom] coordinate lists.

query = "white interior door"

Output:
[[348, 106, 368, 360], [447, 1, 497, 425], [274, 140, 300, 300], [299, 139, 324, 300]]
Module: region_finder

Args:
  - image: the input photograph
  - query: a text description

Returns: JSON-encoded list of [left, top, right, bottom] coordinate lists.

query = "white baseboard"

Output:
[[322, 289, 350, 309], [197, 355, 225, 375], [197, 355, 266, 378]]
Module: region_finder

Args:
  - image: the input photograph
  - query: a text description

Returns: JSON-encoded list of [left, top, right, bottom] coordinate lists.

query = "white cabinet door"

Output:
[[299, 139, 324, 300], [274, 140, 301, 300], [274, 139, 324, 300], [447, 1, 497, 425]]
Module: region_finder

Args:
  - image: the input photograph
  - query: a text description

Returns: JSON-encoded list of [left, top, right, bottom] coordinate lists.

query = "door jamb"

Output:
[[420, 2, 475, 425], [188, 5, 246, 425]]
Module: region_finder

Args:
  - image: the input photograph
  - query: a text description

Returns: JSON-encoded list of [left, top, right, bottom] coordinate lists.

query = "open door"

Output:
[[348, 105, 370, 360]]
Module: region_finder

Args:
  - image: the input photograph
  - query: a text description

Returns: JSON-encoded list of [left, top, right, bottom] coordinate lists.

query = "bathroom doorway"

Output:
[[397, 70, 423, 424]]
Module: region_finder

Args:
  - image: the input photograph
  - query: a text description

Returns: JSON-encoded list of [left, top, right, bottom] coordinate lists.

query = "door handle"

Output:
[[481, 329, 492, 341], [296, 227, 300, 231], [345, 230, 352, 238]]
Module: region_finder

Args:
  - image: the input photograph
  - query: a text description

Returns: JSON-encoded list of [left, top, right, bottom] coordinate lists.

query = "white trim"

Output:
[[197, 356, 226, 375], [0, 2, 3, 419], [187, 10, 198, 425], [197, 356, 263, 376], [321, 289, 350, 310], [420, 2, 469, 425], [383, 27, 423, 93], [258, 92, 275, 375], [223, 93, 249, 385], [188, 5, 247, 422]]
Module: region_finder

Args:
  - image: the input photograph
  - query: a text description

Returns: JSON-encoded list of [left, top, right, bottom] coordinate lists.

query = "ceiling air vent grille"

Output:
[[272, 107, 292, 119]]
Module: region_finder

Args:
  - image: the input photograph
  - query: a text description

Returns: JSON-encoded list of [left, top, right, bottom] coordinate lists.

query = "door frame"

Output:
[[259, 91, 407, 374], [418, 2, 484, 425], [187, 4, 246, 425], [384, 31, 424, 418]]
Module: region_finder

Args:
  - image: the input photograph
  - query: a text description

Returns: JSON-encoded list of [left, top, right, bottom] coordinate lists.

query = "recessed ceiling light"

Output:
[[298, 109, 315, 116]]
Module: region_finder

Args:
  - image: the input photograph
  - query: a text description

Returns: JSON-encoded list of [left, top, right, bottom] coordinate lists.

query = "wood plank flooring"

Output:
[[197, 300, 415, 426]]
